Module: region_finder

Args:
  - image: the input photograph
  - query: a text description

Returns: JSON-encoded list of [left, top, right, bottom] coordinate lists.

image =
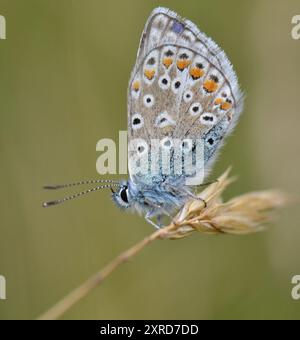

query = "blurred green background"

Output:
[[0, 0, 300, 320]]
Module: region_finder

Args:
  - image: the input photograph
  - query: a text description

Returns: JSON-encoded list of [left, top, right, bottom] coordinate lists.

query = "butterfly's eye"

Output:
[[119, 186, 129, 204]]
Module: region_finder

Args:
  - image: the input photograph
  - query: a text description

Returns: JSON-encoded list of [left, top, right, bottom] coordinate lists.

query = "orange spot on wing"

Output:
[[190, 67, 204, 79], [214, 98, 223, 105], [177, 59, 191, 71], [144, 69, 155, 80], [203, 79, 218, 93], [163, 57, 173, 68], [132, 81, 140, 92], [220, 101, 232, 110]]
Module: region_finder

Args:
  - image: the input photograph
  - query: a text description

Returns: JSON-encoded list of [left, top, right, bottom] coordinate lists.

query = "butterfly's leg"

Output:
[[143, 198, 171, 228], [156, 214, 163, 228], [165, 183, 207, 208], [185, 191, 207, 208], [174, 185, 208, 208], [145, 211, 161, 229]]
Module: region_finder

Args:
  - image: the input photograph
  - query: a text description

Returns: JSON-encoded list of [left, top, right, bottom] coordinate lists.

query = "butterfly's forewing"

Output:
[[128, 7, 243, 184]]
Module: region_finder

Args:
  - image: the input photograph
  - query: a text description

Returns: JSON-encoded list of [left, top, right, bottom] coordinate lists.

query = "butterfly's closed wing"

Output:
[[128, 7, 243, 183]]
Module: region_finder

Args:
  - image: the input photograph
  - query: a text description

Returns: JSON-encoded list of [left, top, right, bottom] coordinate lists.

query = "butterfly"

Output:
[[43, 7, 243, 229]]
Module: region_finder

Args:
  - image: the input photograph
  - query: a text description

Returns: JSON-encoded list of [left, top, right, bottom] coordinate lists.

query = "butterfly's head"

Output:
[[42, 179, 130, 209], [111, 180, 132, 210]]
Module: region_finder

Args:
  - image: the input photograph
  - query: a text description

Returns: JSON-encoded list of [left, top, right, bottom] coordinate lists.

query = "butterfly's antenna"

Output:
[[42, 183, 120, 208], [43, 179, 119, 190]]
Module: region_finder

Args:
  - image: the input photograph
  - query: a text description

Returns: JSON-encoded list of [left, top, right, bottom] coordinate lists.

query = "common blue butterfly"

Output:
[[43, 8, 243, 229]]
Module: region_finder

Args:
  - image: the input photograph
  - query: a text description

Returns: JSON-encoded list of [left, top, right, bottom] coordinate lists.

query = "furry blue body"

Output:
[[112, 177, 192, 227]]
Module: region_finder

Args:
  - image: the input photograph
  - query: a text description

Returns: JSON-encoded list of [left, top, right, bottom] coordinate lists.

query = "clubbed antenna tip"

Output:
[[43, 185, 65, 190], [43, 200, 60, 208]]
